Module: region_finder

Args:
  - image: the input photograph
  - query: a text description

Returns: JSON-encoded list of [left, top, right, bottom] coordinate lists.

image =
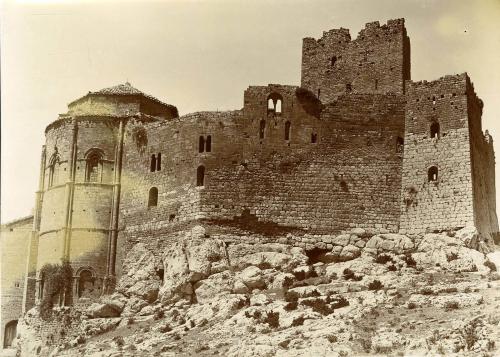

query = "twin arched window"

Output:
[[150, 153, 161, 172], [85, 149, 103, 183], [267, 93, 283, 115], [199, 136, 212, 153]]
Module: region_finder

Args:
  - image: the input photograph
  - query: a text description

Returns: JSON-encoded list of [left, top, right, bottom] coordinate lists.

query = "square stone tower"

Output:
[[400, 74, 498, 241]]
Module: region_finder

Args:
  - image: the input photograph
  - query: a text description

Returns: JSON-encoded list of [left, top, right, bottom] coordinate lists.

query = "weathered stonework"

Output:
[[1, 18, 498, 346]]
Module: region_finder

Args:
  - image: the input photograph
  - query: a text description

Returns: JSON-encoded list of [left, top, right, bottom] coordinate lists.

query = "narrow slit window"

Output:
[[199, 136, 205, 153], [156, 153, 161, 171], [311, 133, 318, 143], [285, 121, 291, 141], [428, 166, 438, 182], [346, 83, 352, 92], [331, 55, 337, 66], [150, 154, 156, 172], [259, 120, 266, 139], [375, 79, 378, 90], [148, 187, 158, 207], [206, 135, 212, 152], [197, 165, 205, 187]]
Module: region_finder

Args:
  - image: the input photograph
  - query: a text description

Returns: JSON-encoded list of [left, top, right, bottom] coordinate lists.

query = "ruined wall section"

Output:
[[0, 217, 32, 348], [400, 74, 475, 234], [466, 80, 499, 237], [301, 19, 410, 104]]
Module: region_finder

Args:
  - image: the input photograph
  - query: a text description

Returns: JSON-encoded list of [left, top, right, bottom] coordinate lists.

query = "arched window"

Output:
[[275, 99, 282, 114], [197, 165, 205, 187], [85, 149, 103, 183], [285, 121, 291, 141], [430, 122, 440, 138], [199, 136, 205, 153], [396, 136, 404, 153], [267, 93, 283, 115], [206, 136, 212, 152], [156, 153, 161, 171], [148, 187, 158, 207], [3, 320, 18, 348], [428, 166, 438, 182], [48, 155, 59, 188], [311, 133, 318, 143], [259, 120, 266, 139], [77, 270, 95, 298], [150, 154, 156, 172]]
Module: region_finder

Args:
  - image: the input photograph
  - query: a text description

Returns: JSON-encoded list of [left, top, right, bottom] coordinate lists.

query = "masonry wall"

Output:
[[1, 217, 32, 348], [466, 80, 499, 237], [400, 74, 476, 233], [301, 18, 410, 104]]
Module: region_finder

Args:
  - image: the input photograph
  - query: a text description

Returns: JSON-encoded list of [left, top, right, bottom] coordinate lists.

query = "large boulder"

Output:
[[236, 266, 265, 290], [87, 301, 123, 318], [364, 233, 414, 255], [227, 243, 307, 271], [193, 270, 234, 304], [116, 243, 160, 302]]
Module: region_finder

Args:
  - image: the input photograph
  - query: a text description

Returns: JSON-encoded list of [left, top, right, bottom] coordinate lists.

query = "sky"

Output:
[[1, 0, 500, 223]]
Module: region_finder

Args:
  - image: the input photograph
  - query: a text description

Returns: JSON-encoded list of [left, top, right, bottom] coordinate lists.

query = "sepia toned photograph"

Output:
[[1, 0, 500, 356]]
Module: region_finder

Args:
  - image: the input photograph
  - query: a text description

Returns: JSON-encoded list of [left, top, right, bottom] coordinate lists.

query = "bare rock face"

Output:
[[413, 234, 488, 273], [160, 226, 229, 304], [455, 226, 494, 253], [87, 301, 122, 318], [116, 243, 160, 303]]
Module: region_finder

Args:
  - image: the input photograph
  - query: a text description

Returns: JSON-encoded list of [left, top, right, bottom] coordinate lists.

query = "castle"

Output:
[[1, 18, 498, 348]]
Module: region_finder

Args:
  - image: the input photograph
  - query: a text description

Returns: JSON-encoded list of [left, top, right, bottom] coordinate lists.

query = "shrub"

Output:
[[446, 252, 459, 262], [284, 301, 298, 311], [291, 316, 305, 327], [113, 336, 125, 347], [368, 280, 383, 291], [327, 335, 338, 343], [284, 290, 300, 303], [407, 302, 417, 309], [444, 301, 459, 311], [375, 254, 394, 265], [419, 287, 434, 295], [388, 265, 397, 272], [39, 261, 73, 320], [343, 268, 362, 281], [263, 311, 280, 328], [403, 253, 417, 267], [484, 260, 497, 272], [330, 295, 349, 309], [301, 298, 333, 316]]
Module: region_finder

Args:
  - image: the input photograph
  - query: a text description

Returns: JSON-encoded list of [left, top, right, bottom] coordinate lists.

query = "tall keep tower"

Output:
[[26, 83, 178, 308], [301, 19, 411, 103]]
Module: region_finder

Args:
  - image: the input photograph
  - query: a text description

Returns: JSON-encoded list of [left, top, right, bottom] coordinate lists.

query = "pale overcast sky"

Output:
[[1, 0, 500, 223]]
